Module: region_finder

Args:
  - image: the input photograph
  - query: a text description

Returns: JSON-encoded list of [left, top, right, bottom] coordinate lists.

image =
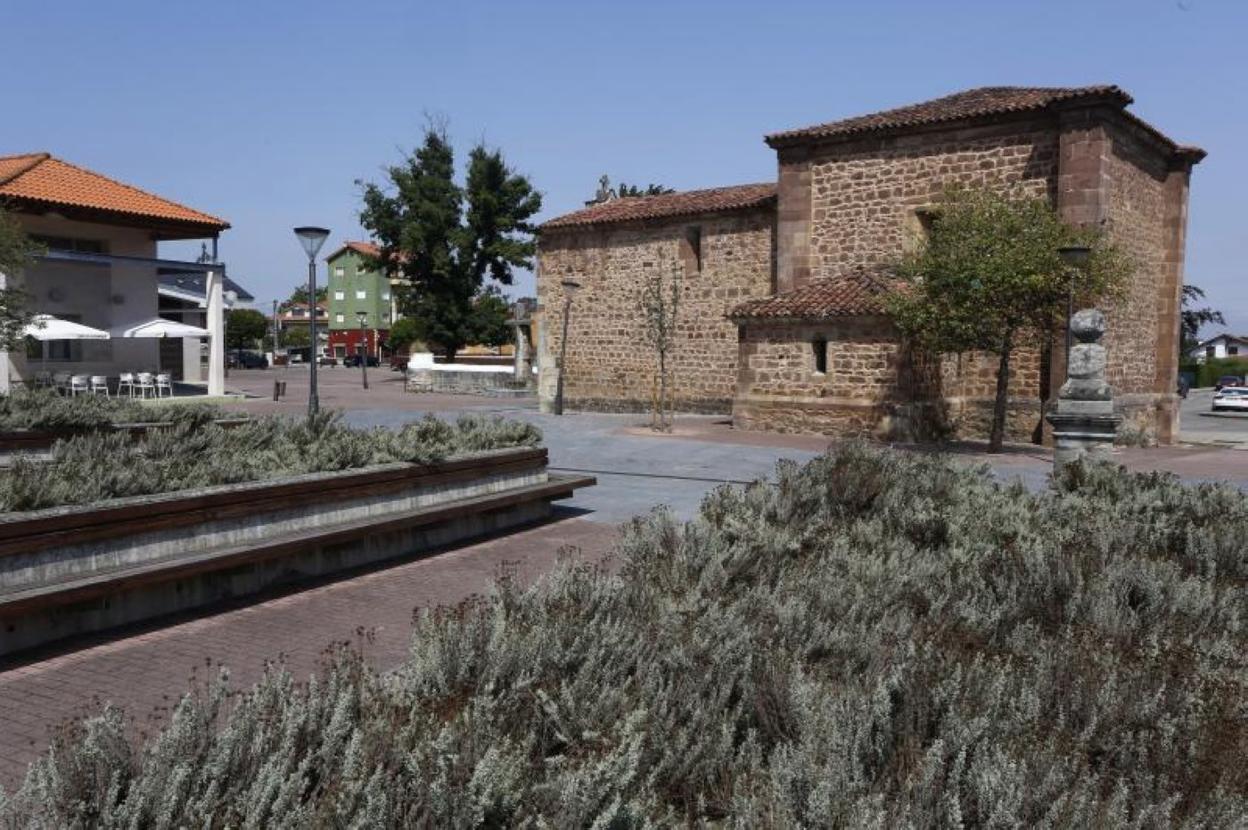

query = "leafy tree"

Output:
[[640, 269, 681, 432], [467, 290, 512, 349], [889, 187, 1128, 452], [0, 203, 41, 350], [1180, 284, 1225, 358], [357, 127, 540, 360], [617, 182, 674, 197], [225, 308, 268, 351], [285, 285, 327, 307], [281, 326, 311, 349], [386, 317, 424, 353]]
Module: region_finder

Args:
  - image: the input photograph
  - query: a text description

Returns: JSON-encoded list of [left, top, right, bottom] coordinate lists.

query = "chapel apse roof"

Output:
[[765, 85, 1203, 160], [0, 152, 230, 234], [540, 182, 777, 230], [730, 268, 902, 320]]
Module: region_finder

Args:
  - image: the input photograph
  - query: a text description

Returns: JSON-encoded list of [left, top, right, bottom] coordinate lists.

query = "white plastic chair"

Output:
[[89, 375, 110, 397], [69, 375, 89, 396], [117, 373, 136, 398], [155, 373, 173, 398], [135, 372, 156, 399]]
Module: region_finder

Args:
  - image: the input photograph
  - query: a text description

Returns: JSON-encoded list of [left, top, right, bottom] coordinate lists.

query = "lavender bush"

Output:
[[2, 444, 1245, 826], [0, 412, 542, 512]]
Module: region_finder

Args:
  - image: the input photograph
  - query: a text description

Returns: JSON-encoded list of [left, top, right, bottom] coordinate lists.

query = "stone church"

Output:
[[535, 86, 1203, 444]]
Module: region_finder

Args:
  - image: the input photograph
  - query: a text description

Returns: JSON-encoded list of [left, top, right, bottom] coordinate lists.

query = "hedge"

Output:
[[1, 445, 1245, 826]]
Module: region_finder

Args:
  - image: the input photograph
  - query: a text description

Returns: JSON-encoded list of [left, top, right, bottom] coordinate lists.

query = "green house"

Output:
[[324, 241, 396, 359]]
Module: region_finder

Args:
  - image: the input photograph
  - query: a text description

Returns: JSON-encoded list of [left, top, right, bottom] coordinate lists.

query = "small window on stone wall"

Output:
[[812, 338, 828, 375], [903, 206, 941, 254], [680, 225, 702, 277]]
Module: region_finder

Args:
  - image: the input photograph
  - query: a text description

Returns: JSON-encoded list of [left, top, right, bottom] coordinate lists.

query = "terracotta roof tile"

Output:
[[0, 152, 229, 230], [541, 182, 776, 230], [766, 85, 1134, 147], [731, 268, 900, 320]]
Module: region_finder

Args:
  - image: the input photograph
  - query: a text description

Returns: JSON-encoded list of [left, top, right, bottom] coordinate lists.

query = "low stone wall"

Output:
[[0, 448, 592, 657], [407, 365, 520, 395]]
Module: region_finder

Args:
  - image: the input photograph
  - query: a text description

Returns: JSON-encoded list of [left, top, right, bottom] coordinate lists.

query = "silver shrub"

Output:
[[2, 443, 1246, 826], [0, 412, 542, 512]]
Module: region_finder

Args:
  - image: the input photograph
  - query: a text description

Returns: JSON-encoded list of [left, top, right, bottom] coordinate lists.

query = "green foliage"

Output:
[[357, 127, 541, 360], [889, 187, 1130, 450], [6, 444, 1244, 825], [1180, 284, 1225, 358], [226, 308, 268, 350], [640, 269, 681, 431], [0, 412, 541, 512], [617, 182, 674, 197], [285, 284, 327, 306], [279, 324, 311, 349], [1190, 356, 1248, 388], [0, 203, 42, 350], [385, 316, 424, 352], [0, 389, 223, 432]]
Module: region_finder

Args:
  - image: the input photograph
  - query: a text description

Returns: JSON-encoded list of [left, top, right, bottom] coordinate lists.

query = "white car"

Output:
[[1211, 386, 1248, 412]]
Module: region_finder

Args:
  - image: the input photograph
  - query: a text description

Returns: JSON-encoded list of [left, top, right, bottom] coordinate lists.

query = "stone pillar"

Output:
[[206, 269, 225, 396], [1152, 159, 1197, 443], [0, 268, 11, 394], [775, 146, 813, 295], [1046, 309, 1121, 467]]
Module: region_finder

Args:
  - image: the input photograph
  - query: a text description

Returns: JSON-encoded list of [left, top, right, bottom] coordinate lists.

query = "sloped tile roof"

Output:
[[0, 152, 229, 230], [766, 85, 1134, 147], [327, 240, 381, 260], [541, 182, 776, 230], [730, 268, 901, 320]]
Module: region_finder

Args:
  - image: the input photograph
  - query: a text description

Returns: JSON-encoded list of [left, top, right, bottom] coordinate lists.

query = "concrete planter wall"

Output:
[[0, 447, 592, 657]]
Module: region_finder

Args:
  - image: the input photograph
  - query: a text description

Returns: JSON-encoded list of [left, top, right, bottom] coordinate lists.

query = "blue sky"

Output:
[[3, 0, 1244, 333]]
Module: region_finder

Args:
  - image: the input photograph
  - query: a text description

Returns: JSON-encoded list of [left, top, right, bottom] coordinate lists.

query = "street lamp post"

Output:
[[553, 278, 582, 416], [1058, 244, 1092, 372], [294, 227, 330, 417], [356, 310, 370, 390]]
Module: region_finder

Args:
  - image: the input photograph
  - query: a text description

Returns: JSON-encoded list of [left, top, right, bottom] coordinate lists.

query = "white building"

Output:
[[0, 152, 231, 393], [1188, 333, 1248, 363]]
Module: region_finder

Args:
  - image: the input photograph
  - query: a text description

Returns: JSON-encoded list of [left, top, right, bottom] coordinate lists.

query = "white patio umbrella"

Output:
[[22, 315, 111, 383], [23, 314, 111, 341], [111, 317, 210, 338]]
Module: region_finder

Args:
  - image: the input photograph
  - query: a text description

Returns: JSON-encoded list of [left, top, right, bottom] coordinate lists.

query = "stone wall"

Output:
[[733, 317, 946, 439], [800, 118, 1059, 281], [538, 207, 774, 414]]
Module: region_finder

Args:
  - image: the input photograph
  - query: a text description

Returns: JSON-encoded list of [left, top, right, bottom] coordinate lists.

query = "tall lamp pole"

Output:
[[1058, 245, 1091, 373], [553, 278, 582, 416], [294, 227, 330, 417], [356, 310, 370, 390]]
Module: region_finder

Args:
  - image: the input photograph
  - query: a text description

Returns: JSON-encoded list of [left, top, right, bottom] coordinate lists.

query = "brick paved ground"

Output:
[[2, 369, 1243, 790], [0, 515, 613, 790]]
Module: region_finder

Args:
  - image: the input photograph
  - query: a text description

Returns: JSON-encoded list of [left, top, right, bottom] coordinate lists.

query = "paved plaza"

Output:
[[1, 368, 1245, 789]]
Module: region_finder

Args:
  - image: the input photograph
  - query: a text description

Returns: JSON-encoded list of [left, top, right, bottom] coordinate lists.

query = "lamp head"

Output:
[[1058, 244, 1092, 268], [293, 227, 331, 261], [356, 310, 368, 325]]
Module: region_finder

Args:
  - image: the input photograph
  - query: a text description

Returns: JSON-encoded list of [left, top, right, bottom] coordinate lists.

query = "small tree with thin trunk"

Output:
[[889, 187, 1128, 452], [0, 203, 42, 350], [640, 268, 680, 432]]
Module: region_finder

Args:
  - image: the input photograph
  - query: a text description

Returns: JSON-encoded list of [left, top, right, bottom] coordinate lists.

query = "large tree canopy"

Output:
[[1180, 284, 1225, 357], [889, 187, 1128, 452], [225, 308, 268, 351], [285, 285, 327, 307], [0, 203, 41, 350], [357, 128, 540, 360]]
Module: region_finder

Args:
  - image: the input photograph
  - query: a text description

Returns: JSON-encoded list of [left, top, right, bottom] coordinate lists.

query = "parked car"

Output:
[[1214, 375, 1244, 391], [317, 355, 338, 367], [1212, 386, 1248, 412], [343, 354, 380, 368], [228, 350, 268, 369]]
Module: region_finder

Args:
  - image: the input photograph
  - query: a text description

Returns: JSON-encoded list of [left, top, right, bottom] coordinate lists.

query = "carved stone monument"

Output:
[[1045, 308, 1122, 467]]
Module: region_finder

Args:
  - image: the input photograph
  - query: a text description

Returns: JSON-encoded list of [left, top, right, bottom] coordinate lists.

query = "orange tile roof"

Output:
[[764, 85, 1200, 161], [730, 268, 901, 320], [0, 152, 229, 231], [542, 182, 777, 230], [327, 240, 381, 260]]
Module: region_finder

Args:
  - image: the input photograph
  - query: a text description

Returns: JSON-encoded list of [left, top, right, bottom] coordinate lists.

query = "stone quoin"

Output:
[[535, 86, 1203, 444]]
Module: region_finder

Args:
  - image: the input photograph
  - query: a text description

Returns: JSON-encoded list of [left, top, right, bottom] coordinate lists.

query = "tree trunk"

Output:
[[658, 350, 669, 432], [989, 330, 1014, 453]]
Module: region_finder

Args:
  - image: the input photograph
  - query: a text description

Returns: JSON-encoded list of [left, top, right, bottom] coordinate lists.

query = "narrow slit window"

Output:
[[681, 225, 702, 276], [813, 338, 828, 375]]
